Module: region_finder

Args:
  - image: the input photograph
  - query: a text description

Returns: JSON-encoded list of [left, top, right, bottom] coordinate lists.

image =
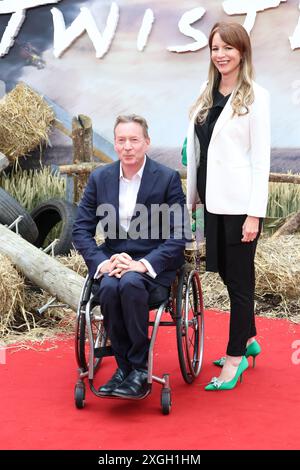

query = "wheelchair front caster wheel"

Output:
[[161, 388, 171, 415], [75, 382, 85, 409]]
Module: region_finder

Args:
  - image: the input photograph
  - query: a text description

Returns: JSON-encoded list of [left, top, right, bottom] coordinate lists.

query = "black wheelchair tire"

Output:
[[184, 271, 203, 378], [161, 388, 171, 415], [175, 268, 194, 384], [176, 269, 203, 383], [74, 382, 85, 409], [78, 308, 104, 374]]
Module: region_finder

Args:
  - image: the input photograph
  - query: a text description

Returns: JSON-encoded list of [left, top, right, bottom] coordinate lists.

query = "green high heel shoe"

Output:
[[246, 340, 261, 367], [205, 356, 249, 391], [213, 340, 261, 368]]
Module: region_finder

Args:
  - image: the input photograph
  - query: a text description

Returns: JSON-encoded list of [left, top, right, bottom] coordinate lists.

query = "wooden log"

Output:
[[269, 173, 300, 184], [72, 114, 93, 164], [53, 117, 115, 163], [0, 152, 9, 173], [72, 114, 94, 202], [59, 162, 104, 175], [177, 169, 300, 184], [0, 224, 84, 312], [61, 162, 300, 186], [272, 211, 300, 238]]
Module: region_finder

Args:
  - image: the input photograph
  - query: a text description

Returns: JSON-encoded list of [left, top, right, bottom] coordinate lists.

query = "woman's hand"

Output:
[[241, 216, 259, 243]]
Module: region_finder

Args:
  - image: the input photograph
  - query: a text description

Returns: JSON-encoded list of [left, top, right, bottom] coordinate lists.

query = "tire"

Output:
[[175, 268, 193, 384], [161, 389, 171, 415], [74, 382, 85, 409], [176, 269, 204, 383], [0, 187, 38, 243], [78, 304, 106, 374], [183, 271, 204, 378], [30, 198, 78, 255]]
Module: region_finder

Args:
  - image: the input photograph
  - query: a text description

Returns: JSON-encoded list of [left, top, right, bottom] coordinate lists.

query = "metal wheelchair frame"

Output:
[[74, 264, 204, 414]]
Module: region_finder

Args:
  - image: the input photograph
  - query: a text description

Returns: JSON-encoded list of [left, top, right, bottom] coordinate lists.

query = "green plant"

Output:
[[265, 180, 300, 233], [0, 167, 66, 211]]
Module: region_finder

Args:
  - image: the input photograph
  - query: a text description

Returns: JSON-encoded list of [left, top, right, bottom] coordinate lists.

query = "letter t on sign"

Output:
[[0, 1, 61, 58], [289, 2, 300, 50], [222, 0, 287, 34]]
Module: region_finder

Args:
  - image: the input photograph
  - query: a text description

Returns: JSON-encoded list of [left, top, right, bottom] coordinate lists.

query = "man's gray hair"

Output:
[[114, 114, 149, 139]]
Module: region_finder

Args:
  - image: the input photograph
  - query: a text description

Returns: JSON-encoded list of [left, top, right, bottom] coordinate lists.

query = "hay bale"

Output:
[[0, 252, 75, 341], [200, 234, 300, 320], [0, 254, 26, 336], [23, 286, 74, 336], [255, 235, 300, 299], [58, 250, 88, 277], [201, 271, 230, 312], [0, 83, 54, 162]]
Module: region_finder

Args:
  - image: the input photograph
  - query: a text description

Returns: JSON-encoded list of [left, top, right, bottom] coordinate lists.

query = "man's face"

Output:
[[114, 122, 150, 172]]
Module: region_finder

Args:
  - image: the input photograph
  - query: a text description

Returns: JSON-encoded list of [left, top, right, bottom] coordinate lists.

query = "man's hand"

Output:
[[100, 252, 147, 278], [242, 216, 259, 243], [99, 252, 132, 274], [109, 259, 147, 278]]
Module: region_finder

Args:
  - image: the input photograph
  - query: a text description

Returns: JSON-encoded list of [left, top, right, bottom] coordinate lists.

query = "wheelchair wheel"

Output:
[[75, 276, 93, 369], [161, 388, 171, 415], [176, 269, 204, 383], [74, 382, 85, 409], [78, 303, 107, 374]]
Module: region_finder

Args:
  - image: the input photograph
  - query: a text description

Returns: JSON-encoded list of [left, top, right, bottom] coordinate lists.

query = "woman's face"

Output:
[[211, 32, 242, 77]]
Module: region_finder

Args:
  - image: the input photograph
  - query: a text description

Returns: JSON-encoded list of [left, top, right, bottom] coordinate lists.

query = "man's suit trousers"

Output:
[[96, 271, 161, 371]]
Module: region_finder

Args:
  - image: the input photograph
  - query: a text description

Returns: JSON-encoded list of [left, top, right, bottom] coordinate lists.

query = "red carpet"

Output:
[[1, 310, 300, 450]]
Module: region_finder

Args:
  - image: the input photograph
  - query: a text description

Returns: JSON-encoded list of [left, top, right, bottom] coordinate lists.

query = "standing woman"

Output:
[[184, 22, 271, 390]]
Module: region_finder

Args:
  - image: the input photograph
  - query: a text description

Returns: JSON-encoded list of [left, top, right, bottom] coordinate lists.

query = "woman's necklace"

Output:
[[219, 85, 234, 96]]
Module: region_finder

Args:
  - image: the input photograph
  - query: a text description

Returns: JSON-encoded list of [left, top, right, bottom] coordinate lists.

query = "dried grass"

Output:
[[0, 83, 54, 162], [58, 250, 88, 277], [256, 235, 300, 299], [0, 254, 26, 336], [200, 234, 300, 320], [0, 253, 75, 344], [1, 235, 300, 345]]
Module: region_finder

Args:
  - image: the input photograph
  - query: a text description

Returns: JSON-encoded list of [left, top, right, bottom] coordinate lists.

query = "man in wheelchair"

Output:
[[72, 115, 189, 399]]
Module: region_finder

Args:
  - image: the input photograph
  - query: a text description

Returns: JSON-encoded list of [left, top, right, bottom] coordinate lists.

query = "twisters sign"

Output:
[[1, 0, 300, 58]]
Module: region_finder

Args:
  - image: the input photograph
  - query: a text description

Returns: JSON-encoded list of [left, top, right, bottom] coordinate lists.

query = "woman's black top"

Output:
[[195, 88, 230, 205], [195, 89, 263, 273], [194, 88, 254, 273]]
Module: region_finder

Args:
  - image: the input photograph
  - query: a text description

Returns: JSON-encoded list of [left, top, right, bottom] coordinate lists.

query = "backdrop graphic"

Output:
[[0, 0, 300, 170]]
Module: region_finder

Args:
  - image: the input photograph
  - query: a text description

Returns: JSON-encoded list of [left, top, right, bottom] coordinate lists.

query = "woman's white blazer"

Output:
[[186, 81, 271, 217]]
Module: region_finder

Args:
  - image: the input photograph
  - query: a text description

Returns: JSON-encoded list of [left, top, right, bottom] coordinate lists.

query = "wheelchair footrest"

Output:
[[94, 346, 114, 358]]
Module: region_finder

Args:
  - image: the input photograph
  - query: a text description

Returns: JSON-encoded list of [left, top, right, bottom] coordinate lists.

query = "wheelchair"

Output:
[[74, 263, 204, 415]]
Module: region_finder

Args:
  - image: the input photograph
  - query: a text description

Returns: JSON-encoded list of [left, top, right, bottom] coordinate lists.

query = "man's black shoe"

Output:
[[98, 368, 130, 396], [112, 369, 149, 399]]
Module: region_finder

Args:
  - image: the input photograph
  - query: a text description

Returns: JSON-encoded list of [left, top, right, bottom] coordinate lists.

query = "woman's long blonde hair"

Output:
[[190, 22, 255, 123]]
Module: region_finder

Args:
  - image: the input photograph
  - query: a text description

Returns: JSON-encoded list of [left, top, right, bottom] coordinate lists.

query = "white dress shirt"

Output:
[[94, 156, 156, 279], [119, 157, 146, 231]]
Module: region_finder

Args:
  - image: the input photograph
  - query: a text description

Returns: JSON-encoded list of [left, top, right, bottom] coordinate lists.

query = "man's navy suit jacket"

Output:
[[72, 156, 188, 286]]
